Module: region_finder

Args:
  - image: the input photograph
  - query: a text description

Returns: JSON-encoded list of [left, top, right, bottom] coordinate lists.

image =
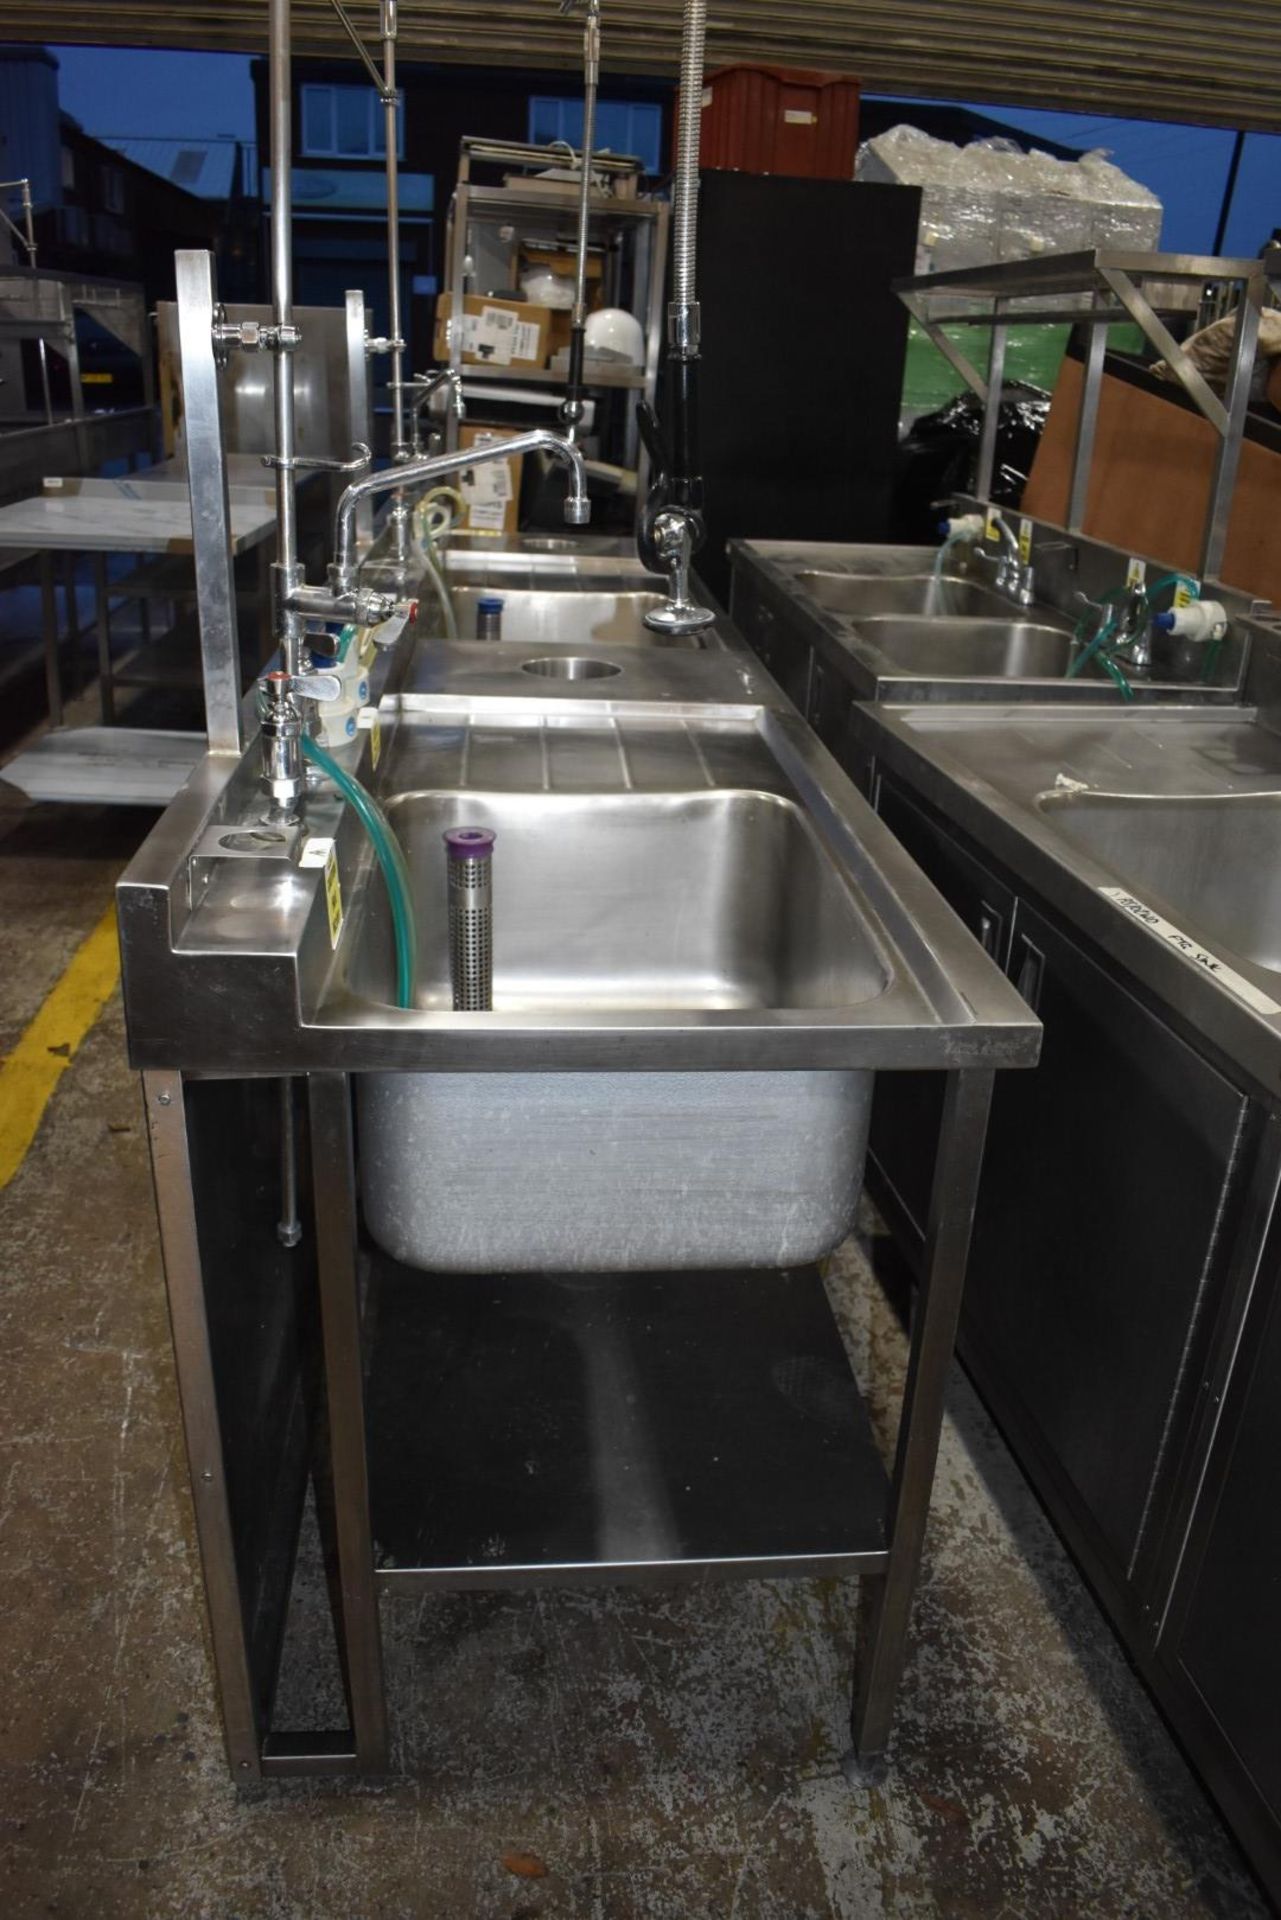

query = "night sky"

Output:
[[48, 44, 1281, 255]]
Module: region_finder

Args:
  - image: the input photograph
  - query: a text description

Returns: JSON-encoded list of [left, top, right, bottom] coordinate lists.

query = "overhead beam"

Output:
[[2, 1, 1280, 131]]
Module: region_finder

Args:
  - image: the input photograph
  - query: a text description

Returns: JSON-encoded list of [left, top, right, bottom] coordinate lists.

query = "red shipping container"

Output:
[[684, 64, 861, 181]]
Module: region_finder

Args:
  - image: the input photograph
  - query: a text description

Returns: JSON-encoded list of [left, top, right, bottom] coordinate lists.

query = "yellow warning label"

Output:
[[984, 506, 1002, 544], [369, 715, 382, 770], [1126, 556, 1147, 590], [1173, 576, 1200, 610], [324, 845, 343, 949], [1018, 517, 1033, 565], [359, 627, 376, 670]]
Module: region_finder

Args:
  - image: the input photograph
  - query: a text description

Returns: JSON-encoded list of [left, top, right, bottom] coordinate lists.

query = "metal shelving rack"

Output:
[[443, 137, 668, 472], [0, 265, 153, 431], [895, 249, 1268, 580]]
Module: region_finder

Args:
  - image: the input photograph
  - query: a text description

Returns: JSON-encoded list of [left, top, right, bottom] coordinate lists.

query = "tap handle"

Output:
[[289, 670, 343, 704], [261, 442, 372, 476]]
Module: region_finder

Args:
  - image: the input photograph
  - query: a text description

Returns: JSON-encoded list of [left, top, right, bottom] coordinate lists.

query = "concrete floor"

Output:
[[0, 784, 1270, 1920]]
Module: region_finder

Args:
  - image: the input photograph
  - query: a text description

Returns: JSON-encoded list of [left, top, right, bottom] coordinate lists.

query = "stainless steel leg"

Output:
[[93, 552, 115, 725], [308, 1072, 390, 1771], [1202, 276, 1263, 581], [1067, 315, 1107, 533], [850, 1068, 995, 1765], [142, 1070, 265, 1780], [277, 1076, 301, 1248], [40, 550, 63, 729], [63, 552, 83, 698], [974, 322, 1007, 503]]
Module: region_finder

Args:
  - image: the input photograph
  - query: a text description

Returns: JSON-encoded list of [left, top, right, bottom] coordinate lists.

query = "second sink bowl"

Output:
[[853, 616, 1077, 680], [449, 584, 699, 648], [354, 787, 886, 1272], [1038, 789, 1281, 976], [796, 570, 1014, 620]]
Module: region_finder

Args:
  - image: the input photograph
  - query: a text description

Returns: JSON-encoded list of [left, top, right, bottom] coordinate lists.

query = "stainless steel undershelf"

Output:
[[366, 1261, 891, 1595], [2, 725, 206, 807]]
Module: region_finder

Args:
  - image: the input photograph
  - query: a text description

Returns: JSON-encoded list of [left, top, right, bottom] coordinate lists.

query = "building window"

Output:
[[528, 97, 662, 174], [58, 205, 89, 247], [171, 149, 206, 189], [300, 84, 403, 160], [61, 146, 76, 192], [101, 167, 126, 214]]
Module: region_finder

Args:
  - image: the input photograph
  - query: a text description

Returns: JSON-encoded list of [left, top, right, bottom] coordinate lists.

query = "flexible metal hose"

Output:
[[671, 0, 707, 326]]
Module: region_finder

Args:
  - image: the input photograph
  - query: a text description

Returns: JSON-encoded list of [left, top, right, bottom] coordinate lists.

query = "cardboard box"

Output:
[[456, 424, 524, 539], [433, 293, 550, 369]]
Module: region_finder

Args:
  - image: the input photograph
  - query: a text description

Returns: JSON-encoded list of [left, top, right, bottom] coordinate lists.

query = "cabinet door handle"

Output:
[[977, 902, 1004, 960], [1015, 937, 1045, 1012]]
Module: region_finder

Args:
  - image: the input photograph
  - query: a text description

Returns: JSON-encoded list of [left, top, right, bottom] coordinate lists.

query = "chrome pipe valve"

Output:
[[642, 508, 715, 635], [257, 666, 342, 818]]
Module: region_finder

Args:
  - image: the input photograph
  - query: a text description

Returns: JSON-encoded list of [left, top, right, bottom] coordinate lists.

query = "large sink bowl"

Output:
[[796, 571, 1014, 619], [448, 584, 697, 648], [1039, 789, 1281, 976], [355, 784, 886, 1272], [854, 615, 1076, 680]]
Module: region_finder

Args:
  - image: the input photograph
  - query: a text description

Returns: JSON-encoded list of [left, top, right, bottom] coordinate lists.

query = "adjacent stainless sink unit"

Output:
[[854, 701, 1281, 1072], [796, 570, 1015, 621], [852, 616, 1078, 681], [1038, 787, 1281, 977], [729, 535, 1249, 706]]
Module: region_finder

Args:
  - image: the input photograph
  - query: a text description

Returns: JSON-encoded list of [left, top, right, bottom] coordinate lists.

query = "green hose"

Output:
[[301, 734, 417, 1010], [1094, 649, 1135, 701], [412, 497, 458, 640]]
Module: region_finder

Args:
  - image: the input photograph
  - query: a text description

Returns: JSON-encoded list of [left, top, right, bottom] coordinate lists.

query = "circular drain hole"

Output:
[[219, 829, 288, 852], [520, 655, 622, 681]]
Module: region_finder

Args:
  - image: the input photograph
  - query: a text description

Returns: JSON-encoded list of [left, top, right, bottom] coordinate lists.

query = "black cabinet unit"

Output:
[[859, 758, 1281, 1903], [1160, 1237, 1281, 1889], [965, 900, 1249, 1608], [689, 174, 919, 603]]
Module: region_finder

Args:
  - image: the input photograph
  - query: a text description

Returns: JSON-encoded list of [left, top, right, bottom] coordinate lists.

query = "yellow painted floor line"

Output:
[[0, 900, 121, 1192]]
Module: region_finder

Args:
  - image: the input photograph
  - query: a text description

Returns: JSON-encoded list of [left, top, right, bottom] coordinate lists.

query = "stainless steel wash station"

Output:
[[117, 0, 1039, 1779]]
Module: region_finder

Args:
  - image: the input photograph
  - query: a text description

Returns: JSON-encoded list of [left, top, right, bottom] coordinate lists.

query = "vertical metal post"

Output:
[[173, 249, 245, 753], [307, 1073, 390, 1771], [1202, 269, 1263, 581], [40, 550, 62, 729], [974, 312, 1006, 503], [344, 288, 375, 550], [269, 0, 303, 681], [560, 0, 600, 437], [143, 1070, 264, 1779], [93, 551, 115, 725], [63, 553, 83, 697], [446, 166, 469, 455], [277, 1077, 301, 1249], [1067, 307, 1107, 533], [13, 178, 57, 428], [382, 2, 406, 464], [851, 1069, 995, 1765], [379, 3, 414, 578], [632, 199, 668, 485]]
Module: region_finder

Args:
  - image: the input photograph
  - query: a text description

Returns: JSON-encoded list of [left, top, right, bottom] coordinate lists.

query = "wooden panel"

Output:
[[1023, 356, 1281, 603]]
